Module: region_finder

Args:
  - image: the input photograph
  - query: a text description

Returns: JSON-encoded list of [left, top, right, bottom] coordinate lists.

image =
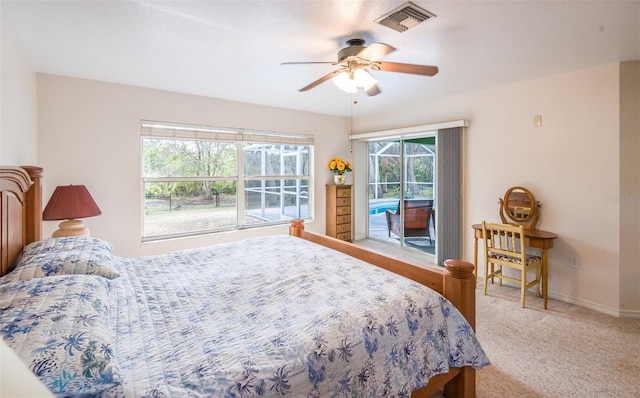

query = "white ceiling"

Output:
[[2, 1, 639, 117]]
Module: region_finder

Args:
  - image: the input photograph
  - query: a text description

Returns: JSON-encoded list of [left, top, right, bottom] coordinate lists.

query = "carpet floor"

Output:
[[438, 282, 640, 397], [353, 239, 639, 397]]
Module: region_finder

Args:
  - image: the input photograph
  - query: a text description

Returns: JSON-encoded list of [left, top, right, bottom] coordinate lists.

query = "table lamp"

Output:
[[42, 185, 102, 237]]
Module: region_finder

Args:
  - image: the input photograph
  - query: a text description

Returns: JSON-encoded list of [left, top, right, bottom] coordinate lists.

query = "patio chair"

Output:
[[385, 199, 434, 244]]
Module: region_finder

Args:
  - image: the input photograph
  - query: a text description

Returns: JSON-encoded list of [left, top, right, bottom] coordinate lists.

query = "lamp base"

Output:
[[51, 219, 91, 238]]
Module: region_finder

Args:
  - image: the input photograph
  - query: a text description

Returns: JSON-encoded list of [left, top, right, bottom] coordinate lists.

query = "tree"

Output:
[[142, 138, 236, 199]]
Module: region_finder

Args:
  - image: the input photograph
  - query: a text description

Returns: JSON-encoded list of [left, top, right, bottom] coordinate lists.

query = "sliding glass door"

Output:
[[367, 137, 436, 254]]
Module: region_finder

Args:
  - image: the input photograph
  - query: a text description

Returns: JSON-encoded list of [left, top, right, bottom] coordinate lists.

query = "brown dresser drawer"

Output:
[[326, 184, 352, 241], [336, 198, 351, 206], [336, 223, 351, 233], [336, 206, 351, 216]]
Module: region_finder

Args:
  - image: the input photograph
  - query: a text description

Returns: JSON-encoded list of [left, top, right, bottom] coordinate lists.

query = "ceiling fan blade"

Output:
[[377, 61, 439, 76], [281, 61, 336, 65], [299, 70, 342, 92], [366, 84, 381, 96], [357, 42, 395, 61]]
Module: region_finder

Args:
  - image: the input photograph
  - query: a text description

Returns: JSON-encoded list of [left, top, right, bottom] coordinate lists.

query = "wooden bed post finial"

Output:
[[289, 219, 305, 237]]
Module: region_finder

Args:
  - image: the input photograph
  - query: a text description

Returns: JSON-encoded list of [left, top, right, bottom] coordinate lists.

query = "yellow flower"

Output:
[[328, 157, 352, 174]]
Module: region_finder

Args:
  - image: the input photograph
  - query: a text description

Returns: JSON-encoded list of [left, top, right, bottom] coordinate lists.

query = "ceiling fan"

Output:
[[282, 38, 438, 96]]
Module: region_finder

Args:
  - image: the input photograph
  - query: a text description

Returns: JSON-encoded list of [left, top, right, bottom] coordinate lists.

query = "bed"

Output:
[[0, 165, 489, 397]]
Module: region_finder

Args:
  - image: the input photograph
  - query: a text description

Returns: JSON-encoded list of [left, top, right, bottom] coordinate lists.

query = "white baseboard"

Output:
[[480, 276, 640, 318], [549, 290, 640, 319], [619, 308, 640, 319]]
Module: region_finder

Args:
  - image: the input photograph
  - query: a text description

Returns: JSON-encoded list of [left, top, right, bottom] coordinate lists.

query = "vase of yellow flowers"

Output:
[[328, 157, 352, 185]]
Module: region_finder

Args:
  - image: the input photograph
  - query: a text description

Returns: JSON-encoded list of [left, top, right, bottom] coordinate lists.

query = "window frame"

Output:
[[141, 120, 313, 241]]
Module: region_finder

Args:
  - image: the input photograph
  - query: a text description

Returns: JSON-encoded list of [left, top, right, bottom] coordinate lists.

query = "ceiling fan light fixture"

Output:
[[332, 69, 377, 93], [284, 37, 438, 95], [354, 69, 377, 90], [332, 72, 357, 93]]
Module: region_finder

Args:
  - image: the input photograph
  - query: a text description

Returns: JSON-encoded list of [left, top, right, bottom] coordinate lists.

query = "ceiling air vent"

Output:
[[374, 2, 436, 33]]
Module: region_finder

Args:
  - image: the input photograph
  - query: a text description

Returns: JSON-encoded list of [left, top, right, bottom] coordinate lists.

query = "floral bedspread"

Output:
[[108, 235, 489, 397], [0, 235, 489, 397]]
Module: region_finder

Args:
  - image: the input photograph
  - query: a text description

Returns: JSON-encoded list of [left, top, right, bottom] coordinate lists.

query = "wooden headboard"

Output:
[[0, 166, 43, 276]]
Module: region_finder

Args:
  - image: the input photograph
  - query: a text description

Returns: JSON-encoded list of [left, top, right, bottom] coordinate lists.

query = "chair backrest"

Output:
[[406, 206, 431, 229], [482, 221, 526, 264], [399, 200, 432, 228]]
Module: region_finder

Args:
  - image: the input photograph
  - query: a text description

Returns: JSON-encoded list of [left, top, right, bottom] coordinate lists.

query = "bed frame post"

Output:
[[289, 218, 304, 237], [443, 259, 476, 398], [21, 166, 43, 244], [1, 166, 40, 276]]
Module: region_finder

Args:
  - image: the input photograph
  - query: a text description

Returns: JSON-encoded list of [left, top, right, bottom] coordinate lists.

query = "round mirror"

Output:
[[503, 186, 535, 222], [499, 186, 539, 229], [500, 187, 540, 229]]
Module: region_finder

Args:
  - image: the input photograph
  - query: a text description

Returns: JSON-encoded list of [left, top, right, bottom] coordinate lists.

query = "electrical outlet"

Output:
[[570, 255, 580, 268]]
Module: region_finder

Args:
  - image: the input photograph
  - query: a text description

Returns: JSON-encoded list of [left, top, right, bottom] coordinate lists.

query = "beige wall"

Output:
[[355, 63, 635, 317], [36, 74, 350, 256], [0, 27, 37, 165], [619, 61, 640, 315]]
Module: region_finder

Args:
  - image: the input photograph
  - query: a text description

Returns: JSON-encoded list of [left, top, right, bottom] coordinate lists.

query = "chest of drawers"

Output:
[[326, 184, 352, 242]]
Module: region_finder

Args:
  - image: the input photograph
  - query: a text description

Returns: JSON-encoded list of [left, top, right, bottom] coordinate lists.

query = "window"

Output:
[[141, 121, 312, 240]]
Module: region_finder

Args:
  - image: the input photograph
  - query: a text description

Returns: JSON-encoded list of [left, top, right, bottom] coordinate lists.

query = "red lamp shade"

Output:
[[43, 185, 102, 237]]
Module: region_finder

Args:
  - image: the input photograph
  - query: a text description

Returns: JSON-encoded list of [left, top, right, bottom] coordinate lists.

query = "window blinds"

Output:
[[435, 127, 462, 265], [141, 120, 314, 145]]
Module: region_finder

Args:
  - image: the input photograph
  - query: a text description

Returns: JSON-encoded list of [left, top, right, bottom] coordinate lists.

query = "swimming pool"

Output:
[[369, 200, 398, 215]]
